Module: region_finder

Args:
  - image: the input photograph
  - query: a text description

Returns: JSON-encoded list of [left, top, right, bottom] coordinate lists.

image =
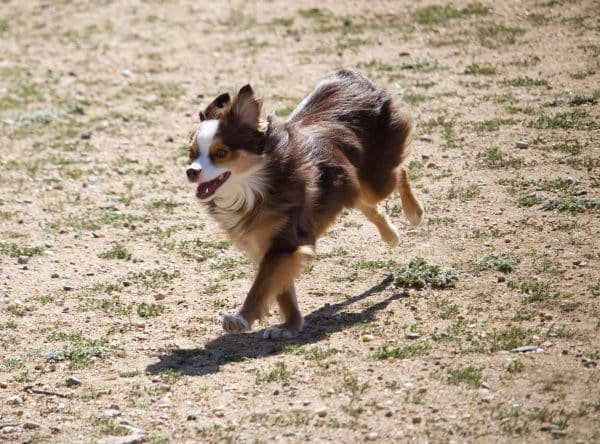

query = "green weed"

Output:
[[372, 343, 431, 360], [464, 63, 496, 75], [255, 361, 293, 384], [93, 417, 130, 436], [490, 326, 536, 352], [98, 243, 132, 261], [473, 118, 518, 132], [393, 257, 458, 289], [476, 24, 525, 47], [471, 253, 519, 273], [446, 184, 481, 201], [477, 147, 524, 168], [137, 302, 165, 318], [412, 4, 489, 25], [499, 76, 548, 87], [128, 269, 180, 289], [509, 281, 561, 303], [45, 338, 113, 369], [530, 110, 597, 130], [145, 199, 181, 213], [158, 368, 181, 384], [0, 242, 44, 257], [447, 366, 483, 387], [542, 197, 600, 213]]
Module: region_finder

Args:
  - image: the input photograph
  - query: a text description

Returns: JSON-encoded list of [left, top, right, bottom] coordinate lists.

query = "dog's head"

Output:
[[187, 85, 266, 202]]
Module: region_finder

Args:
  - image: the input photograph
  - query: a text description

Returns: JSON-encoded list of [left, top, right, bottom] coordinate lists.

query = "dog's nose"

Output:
[[186, 168, 200, 182]]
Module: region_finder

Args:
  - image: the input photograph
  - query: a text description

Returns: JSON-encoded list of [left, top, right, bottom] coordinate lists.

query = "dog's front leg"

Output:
[[220, 244, 314, 335]]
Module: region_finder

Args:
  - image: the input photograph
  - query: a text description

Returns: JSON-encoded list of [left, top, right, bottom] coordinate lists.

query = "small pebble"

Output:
[[157, 396, 171, 407], [23, 422, 41, 430], [63, 285, 75, 291], [515, 140, 529, 149], [412, 416, 422, 424], [315, 407, 328, 418], [361, 334, 375, 342], [104, 409, 121, 418], [154, 293, 166, 301], [80, 131, 92, 140], [136, 322, 146, 329], [405, 332, 421, 339], [513, 345, 540, 353], [17, 255, 29, 265], [366, 431, 378, 441], [6, 395, 23, 405], [66, 376, 82, 387], [98, 435, 145, 444]]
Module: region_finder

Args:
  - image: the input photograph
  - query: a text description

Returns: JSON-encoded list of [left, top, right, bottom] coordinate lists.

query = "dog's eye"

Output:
[[216, 149, 227, 159]]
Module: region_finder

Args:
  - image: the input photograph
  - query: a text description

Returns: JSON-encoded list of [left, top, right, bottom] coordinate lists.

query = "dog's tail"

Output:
[[397, 166, 424, 226]]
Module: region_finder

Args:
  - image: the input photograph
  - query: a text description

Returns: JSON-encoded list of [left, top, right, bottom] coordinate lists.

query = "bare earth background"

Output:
[[0, 0, 599, 442]]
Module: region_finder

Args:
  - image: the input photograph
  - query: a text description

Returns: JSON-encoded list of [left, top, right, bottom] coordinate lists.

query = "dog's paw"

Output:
[[405, 204, 424, 227], [382, 225, 400, 247], [219, 312, 250, 334], [262, 326, 296, 340]]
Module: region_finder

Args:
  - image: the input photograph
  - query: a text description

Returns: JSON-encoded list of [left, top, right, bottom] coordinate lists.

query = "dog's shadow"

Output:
[[146, 276, 406, 376]]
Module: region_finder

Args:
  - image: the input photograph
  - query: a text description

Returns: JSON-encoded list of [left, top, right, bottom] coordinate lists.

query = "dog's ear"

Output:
[[201, 92, 232, 121], [233, 84, 262, 129], [212, 92, 231, 109]]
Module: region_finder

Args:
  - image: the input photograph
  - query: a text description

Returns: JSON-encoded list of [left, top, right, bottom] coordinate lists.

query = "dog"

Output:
[[186, 68, 423, 339]]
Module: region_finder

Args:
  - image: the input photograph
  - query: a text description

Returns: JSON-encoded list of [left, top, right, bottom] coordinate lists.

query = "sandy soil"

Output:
[[0, 0, 598, 442]]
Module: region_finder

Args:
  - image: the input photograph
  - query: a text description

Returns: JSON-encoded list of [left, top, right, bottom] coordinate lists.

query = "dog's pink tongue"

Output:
[[197, 173, 229, 199], [197, 181, 216, 199]]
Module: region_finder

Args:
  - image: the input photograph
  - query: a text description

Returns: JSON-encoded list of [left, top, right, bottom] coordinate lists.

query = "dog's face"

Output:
[[187, 85, 266, 202]]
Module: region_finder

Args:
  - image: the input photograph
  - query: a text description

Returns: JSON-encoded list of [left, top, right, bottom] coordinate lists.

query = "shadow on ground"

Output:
[[146, 276, 406, 376]]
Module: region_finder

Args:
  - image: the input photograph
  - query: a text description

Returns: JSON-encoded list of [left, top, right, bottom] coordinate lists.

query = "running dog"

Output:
[[186, 69, 423, 339]]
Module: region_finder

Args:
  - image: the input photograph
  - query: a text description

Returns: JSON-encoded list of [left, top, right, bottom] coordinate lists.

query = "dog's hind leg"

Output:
[[397, 166, 424, 226], [356, 201, 400, 247], [263, 284, 304, 340]]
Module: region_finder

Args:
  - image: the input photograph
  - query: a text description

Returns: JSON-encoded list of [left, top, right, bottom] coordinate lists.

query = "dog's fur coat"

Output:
[[187, 69, 423, 339]]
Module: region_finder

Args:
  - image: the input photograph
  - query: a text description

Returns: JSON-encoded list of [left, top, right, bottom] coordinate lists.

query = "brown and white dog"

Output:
[[186, 69, 423, 339]]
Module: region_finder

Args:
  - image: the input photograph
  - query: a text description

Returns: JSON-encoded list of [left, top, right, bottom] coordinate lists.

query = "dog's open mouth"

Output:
[[196, 172, 231, 199]]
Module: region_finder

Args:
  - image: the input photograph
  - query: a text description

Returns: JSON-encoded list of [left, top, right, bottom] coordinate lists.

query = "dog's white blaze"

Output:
[[193, 119, 226, 183]]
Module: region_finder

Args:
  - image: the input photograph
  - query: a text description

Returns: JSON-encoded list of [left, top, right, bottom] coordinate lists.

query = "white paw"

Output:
[[405, 207, 424, 227], [406, 213, 423, 227], [219, 312, 250, 334], [383, 225, 400, 247], [263, 326, 295, 340]]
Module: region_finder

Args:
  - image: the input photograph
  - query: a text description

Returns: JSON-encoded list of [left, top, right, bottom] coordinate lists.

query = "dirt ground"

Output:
[[0, 0, 599, 442]]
